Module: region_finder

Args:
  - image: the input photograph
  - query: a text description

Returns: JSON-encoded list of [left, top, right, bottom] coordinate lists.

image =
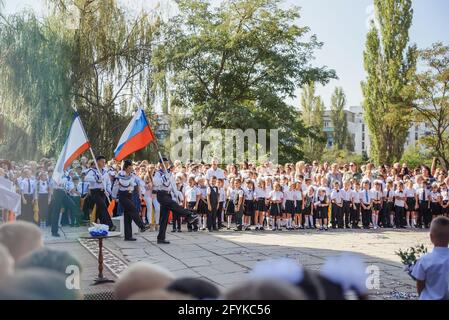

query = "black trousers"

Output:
[[118, 191, 144, 239], [187, 201, 198, 231], [351, 203, 360, 226], [90, 190, 113, 228], [172, 212, 182, 231], [332, 203, 343, 228], [157, 191, 194, 241], [418, 201, 430, 227], [343, 201, 351, 226], [50, 189, 81, 235], [19, 194, 34, 223], [395, 206, 406, 227], [37, 193, 49, 223], [217, 202, 224, 227], [361, 206, 371, 228], [207, 205, 218, 230]]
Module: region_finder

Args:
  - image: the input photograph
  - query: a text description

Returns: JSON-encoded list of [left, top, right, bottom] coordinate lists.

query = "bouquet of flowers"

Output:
[[395, 244, 428, 279], [88, 223, 109, 237]]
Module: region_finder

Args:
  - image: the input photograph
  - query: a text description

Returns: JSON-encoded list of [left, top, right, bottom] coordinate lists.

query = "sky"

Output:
[[2, 0, 449, 109]]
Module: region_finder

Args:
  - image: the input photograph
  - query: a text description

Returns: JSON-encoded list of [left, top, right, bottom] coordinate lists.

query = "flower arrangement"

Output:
[[88, 223, 109, 237], [395, 244, 428, 279]]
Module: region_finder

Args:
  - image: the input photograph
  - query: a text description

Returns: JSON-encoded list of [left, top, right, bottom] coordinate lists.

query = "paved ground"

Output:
[[44, 225, 431, 300]]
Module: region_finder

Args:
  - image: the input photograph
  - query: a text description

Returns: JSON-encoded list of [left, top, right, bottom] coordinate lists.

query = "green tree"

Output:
[[154, 0, 336, 163], [300, 82, 326, 161], [330, 87, 348, 150], [361, 0, 417, 165], [408, 43, 449, 170]]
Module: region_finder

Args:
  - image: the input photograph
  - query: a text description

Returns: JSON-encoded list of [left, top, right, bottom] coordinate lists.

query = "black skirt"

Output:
[[244, 200, 254, 216], [270, 203, 282, 216], [284, 200, 295, 215], [225, 200, 235, 215], [406, 197, 416, 212], [442, 201, 449, 214], [198, 200, 209, 215], [295, 200, 303, 214], [430, 202, 441, 216], [373, 202, 382, 211], [256, 198, 267, 212], [303, 205, 311, 216]]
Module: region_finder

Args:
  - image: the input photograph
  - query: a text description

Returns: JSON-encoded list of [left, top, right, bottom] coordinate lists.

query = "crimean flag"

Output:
[[53, 113, 90, 184], [114, 107, 156, 161]]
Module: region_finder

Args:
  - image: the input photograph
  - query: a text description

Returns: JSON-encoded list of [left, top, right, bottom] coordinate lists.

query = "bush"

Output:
[[320, 148, 365, 165], [400, 145, 432, 169]]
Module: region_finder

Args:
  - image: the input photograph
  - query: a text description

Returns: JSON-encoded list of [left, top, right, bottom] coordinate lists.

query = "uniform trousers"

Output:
[[331, 203, 343, 228], [90, 189, 113, 228], [361, 206, 371, 228], [18, 194, 34, 223], [50, 189, 82, 235], [119, 191, 145, 239]]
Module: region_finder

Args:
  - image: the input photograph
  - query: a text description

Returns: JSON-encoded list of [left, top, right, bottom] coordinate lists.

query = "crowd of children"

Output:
[[1, 157, 448, 233]]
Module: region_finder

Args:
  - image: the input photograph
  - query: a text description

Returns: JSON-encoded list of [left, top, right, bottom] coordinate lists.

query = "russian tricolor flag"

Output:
[[114, 107, 156, 161], [53, 113, 90, 184]]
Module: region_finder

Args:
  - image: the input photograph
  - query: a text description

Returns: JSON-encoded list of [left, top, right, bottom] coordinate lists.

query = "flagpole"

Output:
[[72, 107, 111, 203]]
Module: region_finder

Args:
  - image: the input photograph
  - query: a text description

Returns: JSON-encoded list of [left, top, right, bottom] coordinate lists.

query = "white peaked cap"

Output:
[[249, 258, 304, 285], [320, 253, 367, 295]]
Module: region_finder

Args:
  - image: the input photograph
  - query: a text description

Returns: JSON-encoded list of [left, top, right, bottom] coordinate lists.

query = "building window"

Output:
[[415, 131, 419, 141], [362, 141, 365, 150], [362, 124, 365, 132]]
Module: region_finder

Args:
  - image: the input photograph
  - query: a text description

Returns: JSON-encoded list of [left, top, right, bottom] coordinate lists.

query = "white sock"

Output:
[[412, 218, 416, 226]]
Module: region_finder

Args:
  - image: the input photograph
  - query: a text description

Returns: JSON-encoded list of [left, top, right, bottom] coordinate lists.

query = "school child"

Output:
[[225, 178, 236, 230], [233, 179, 245, 231], [303, 186, 315, 229], [342, 180, 352, 229], [314, 187, 329, 231], [254, 179, 267, 231], [411, 216, 449, 300], [66, 175, 81, 227], [360, 180, 372, 229], [172, 176, 185, 232], [416, 175, 431, 228], [268, 182, 284, 231], [18, 169, 36, 223], [441, 183, 449, 217], [330, 181, 344, 229], [371, 181, 383, 229], [350, 181, 361, 229], [36, 172, 50, 228], [384, 180, 395, 228], [185, 176, 199, 232], [243, 180, 255, 231], [284, 182, 296, 231], [294, 181, 304, 229], [405, 179, 418, 228], [197, 177, 209, 231], [78, 172, 90, 221], [394, 181, 407, 228], [217, 178, 225, 229], [206, 176, 219, 232], [430, 182, 442, 220]]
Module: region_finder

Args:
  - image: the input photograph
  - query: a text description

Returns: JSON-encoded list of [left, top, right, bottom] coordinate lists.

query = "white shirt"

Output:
[[441, 189, 449, 201], [19, 177, 36, 195], [284, 190, 295, 201], [77, 181, 89, 196], [254, 187, 267, 199], [405, 187, 416, 198], [342, 188, 352, 201], [394, 190, 406, 207], [36, 180, 50, 194], [205, 167, 225, 181], [359, 189, 371, 204], [384, 188, 395, 202], [370, 189, 382, 202], [185, 185, 198, 202], [430, 191, 441, 203], [269, 190, 283, 202], [218, 187, 225, 202], [293, 190, 303, 202], [411, 247, 449, 300], [416, 186, 430, 202], [244, 188, 255, 200], [85, 168, 111, 192], [330, 189, 344, 204], [351, 190, 361, 204]]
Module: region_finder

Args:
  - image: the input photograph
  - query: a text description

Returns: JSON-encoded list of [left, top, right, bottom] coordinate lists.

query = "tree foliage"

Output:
[[330, 87, 349, 150], [361, 0, 417, 165], [408, 42, 449, 169], [154, 0, 336, 163], [299, 82, 327, 161]]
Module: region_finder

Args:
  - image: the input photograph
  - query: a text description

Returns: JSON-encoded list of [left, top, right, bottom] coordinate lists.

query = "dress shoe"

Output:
[[157, 239, 170, 244], [140, 225, 151, 232], [187, 213, 200, 225], [52, 233, 60, 237], [110, 225, 117, 232], [124, 238, 137, 241]]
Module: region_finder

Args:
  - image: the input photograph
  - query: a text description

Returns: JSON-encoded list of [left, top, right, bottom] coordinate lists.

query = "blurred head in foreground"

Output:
[[114, 262, 175, 300], [166, 277, 220, 300], [224, 279, 306, 300], [128, 289, 192, 300], [15, 247, 82, 275], [0, 221, 43, 262], [430, 216, 449, 247], [0, 244, 14, 283], [0, 268, 82, 300]]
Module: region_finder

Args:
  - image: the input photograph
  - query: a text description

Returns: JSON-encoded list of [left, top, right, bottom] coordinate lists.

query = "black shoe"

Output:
[[177, 229, 182, 233], [187, 213, 200, 225], [171, 229, 177, 232], [234, 227, 243, 231], [140, 225, 151, 233], [157, 239, 170, 244], [125, 238, 137, 241], [52, 233, 60, 237], [188, 229, 193, 232], [110, 225, 117, 232], [213, 228, 218, 231], [245, 227, 251, 231]]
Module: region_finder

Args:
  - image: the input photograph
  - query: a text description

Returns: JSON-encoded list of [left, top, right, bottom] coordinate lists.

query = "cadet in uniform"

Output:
[[84, 156, 115, 231], [153, 157, 199, 244]]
